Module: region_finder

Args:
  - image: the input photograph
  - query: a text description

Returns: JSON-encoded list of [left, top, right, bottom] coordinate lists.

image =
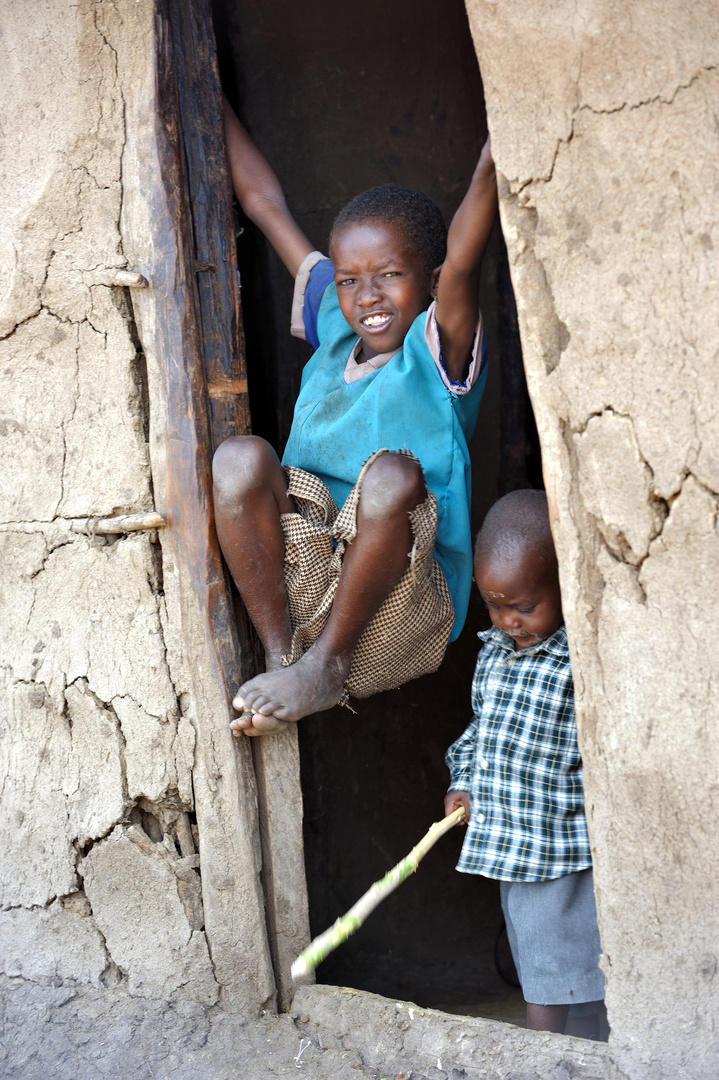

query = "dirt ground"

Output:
[[0, 976, 383, 1080]]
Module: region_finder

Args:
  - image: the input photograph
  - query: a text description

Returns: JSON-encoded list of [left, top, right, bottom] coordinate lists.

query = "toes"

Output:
[[242, 715, 293, 736], [236, 688, 274, 714], [252, 713, 289, 733], [254, 697, 282, 716], [230, 702, 290, 737], [230, 714, 252, 738], [244, 691, 282, 715], [236, 678, 262, 708], [230, 711, 254, 730], [233, 688, 252, 711]]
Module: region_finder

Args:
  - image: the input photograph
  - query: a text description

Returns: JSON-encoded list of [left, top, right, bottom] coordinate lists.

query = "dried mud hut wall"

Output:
[[0, 0, 274, 1012], [468, 1, 719, 1077], [2, 0, 718, 1076]]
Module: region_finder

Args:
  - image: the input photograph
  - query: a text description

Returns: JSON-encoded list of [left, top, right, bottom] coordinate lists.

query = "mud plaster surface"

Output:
[[464, 2, 719, 1077], [2, 0, 718, 1072], [0, 0, 221, 1008], [0, 978, 378, 1080], [0, 977, 616, 1080]]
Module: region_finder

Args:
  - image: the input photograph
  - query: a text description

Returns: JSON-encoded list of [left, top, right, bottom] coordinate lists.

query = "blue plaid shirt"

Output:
[[445, 625, 592, 882]]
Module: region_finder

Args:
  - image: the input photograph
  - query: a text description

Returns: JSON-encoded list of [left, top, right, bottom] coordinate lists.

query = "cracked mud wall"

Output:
[[0, 0, 220, 1006], [466, 2, 718, 1077]]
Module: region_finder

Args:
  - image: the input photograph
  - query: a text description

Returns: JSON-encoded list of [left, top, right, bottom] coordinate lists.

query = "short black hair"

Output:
[[329, 184, 447, 275], [475, 489, 557, 574]]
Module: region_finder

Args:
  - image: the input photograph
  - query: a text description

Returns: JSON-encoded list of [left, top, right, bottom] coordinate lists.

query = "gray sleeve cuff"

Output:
[[424, 300, 485, 395], [290, 250, 327, 340]]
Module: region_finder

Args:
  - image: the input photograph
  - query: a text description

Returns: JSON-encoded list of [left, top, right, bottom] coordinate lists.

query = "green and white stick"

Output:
[[291, 806, 466, 982]]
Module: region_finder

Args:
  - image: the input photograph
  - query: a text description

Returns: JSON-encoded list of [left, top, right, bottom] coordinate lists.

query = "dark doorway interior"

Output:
[[213, 0, 540, 1019]]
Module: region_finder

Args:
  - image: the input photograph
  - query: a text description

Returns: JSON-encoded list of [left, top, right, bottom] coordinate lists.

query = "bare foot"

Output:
[[233, 641, 351, 727], [230, 652, 294, 737]]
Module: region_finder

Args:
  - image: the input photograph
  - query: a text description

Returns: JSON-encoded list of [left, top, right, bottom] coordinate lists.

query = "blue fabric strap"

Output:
[[302, 258, 335, 349]]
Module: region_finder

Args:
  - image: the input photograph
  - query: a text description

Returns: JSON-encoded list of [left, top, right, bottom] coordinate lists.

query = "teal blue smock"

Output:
[[282, 278, 487, 640]]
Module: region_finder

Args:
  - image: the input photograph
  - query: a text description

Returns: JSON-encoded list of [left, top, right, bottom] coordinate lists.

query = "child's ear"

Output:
[[430, 264, 443, 299]]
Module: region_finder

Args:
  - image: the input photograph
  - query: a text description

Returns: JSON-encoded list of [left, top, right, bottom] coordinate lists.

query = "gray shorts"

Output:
[[500, 868, 605, 1006]]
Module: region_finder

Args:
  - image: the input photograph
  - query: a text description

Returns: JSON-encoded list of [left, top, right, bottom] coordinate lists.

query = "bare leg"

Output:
[[234, 452, 426, 728], [564, 1012, 601, 1040], [212, 435, 296, 735], [526, 1003, 569, 1033]]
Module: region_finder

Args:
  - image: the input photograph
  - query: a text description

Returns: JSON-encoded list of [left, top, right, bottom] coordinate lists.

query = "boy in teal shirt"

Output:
[[213, 99, 497, 735]]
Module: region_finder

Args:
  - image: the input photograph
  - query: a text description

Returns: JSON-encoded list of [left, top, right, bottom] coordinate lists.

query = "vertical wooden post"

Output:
[[167, 0, 311, 1008], [118, 0, 274, 1011], [167, 0, 251, 448]]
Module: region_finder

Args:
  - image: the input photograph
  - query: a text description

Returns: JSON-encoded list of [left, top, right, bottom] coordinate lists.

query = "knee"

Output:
[[359, 453, 426, 521], [212, 435, 278, 506]]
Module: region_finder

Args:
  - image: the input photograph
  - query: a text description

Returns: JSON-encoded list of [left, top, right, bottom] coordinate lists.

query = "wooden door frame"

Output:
[[117, 0, 309, 1011]]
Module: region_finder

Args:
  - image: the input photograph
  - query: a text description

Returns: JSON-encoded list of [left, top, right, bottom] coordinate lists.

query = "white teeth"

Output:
[[363, 314, 390, 327]]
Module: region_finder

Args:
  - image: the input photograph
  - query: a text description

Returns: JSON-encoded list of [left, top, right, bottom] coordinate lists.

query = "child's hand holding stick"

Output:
[[291, 806, 466, 982], [444, 789, 471, 822]]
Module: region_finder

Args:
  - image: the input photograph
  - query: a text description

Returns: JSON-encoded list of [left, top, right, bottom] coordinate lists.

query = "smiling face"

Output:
[[474, 547, 563, 650], [330, 219, 439, 362]]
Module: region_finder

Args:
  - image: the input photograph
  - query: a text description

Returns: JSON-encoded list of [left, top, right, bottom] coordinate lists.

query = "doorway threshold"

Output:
[[291, 984, 616, 1080]]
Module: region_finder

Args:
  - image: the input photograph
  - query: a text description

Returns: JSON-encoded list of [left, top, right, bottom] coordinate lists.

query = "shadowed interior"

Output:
[[213, 0, 540, 1018]]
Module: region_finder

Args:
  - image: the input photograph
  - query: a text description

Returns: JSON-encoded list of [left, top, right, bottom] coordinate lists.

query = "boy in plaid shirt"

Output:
[[445, 490, 604, 1038]]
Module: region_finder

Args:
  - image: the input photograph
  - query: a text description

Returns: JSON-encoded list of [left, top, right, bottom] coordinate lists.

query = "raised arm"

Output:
[[434, 137, 498, 383], [223, 96, 313, 278]]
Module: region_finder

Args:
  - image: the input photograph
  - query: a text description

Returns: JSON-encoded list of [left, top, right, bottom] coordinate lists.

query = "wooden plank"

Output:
[[251, 730, 313, 1009], [168, 0, 311, 1006], [116, 0, 274, 1012], [167, 0, 251, 450]]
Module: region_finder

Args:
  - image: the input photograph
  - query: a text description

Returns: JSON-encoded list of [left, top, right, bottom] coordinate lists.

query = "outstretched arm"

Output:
[[223, 96, 313, 278], [434, 137, 498, 383]]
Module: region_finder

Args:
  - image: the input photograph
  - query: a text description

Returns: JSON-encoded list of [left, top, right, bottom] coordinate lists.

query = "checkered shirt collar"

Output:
[[477, 623, 569, 658]]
